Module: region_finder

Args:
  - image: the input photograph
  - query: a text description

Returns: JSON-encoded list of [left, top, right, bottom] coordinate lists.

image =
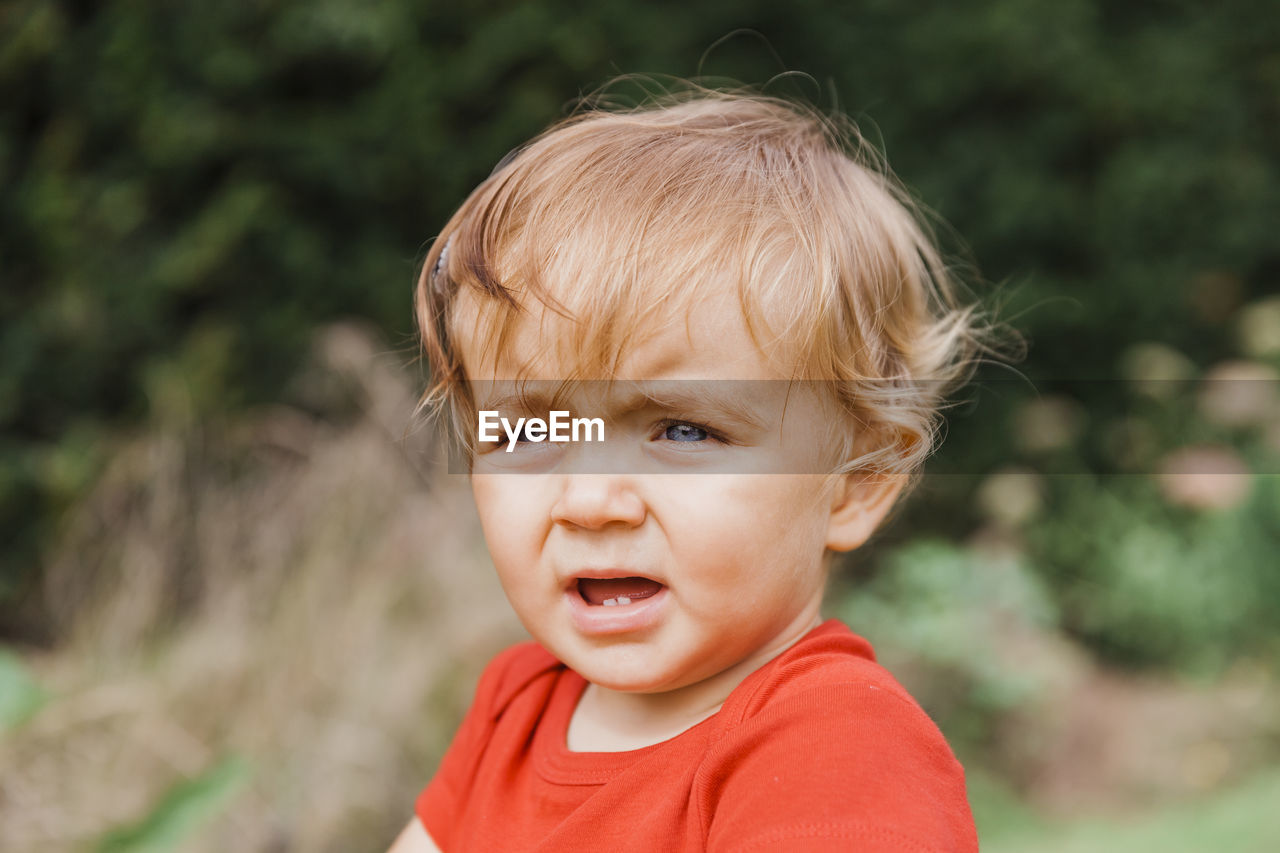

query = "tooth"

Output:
[[616, 597, 631, 605], [603, 598, 617, 606]]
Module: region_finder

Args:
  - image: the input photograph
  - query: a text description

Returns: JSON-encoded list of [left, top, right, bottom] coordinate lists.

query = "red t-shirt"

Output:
[[416, 619, 977, 852]]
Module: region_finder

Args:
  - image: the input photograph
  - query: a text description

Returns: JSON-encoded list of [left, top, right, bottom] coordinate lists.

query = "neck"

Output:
[[568, 610, 824, 752]]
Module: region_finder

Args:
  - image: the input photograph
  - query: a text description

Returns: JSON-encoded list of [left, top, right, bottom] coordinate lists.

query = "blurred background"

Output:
[[2, 1, 1278, 850]]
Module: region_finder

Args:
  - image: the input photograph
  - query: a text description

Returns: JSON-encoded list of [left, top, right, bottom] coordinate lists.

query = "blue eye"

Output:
[[663, 422, 708, 442]]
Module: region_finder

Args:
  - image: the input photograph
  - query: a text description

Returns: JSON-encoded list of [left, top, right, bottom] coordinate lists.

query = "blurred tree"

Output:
[[1, 0, 1277, 655]]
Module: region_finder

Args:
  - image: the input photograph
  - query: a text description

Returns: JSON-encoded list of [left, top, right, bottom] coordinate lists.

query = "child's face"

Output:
[[456, 286, 883, 696]]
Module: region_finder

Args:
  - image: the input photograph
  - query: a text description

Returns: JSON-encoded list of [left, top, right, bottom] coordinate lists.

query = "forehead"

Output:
[[452, 278, 793, 383], [458, 284, 849, 475], [450, 259, 853, 474]]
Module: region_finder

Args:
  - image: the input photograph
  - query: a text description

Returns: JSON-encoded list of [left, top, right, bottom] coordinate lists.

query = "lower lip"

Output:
[[565, 585, 669, 635]]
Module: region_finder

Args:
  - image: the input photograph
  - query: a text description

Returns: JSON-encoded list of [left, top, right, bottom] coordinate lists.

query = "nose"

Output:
[[550, 475, 646, 530]]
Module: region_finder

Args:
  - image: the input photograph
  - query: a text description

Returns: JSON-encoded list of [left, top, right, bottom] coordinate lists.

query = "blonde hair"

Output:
[[415, 82, 1008, 481]]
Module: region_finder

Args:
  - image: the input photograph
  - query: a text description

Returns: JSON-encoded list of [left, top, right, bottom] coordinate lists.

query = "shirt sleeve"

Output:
[[415, 642, 550, 850], [701, 682, 978, 853]]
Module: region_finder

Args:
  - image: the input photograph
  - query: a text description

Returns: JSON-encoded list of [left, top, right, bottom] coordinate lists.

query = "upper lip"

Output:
[[563, 569, 667, 590]]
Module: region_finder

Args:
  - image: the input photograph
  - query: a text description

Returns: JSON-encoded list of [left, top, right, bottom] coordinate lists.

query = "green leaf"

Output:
[[0, 648, 47, 732], [95, 755, 252, 853]]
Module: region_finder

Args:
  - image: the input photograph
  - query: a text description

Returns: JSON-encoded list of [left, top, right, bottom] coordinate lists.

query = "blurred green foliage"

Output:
[[0, 647, 47, 731], [839, 540, 1061, 744], [978, 765, 1280, 853], [2, 0, 1278, 669], [94, 755, 252, 853], [1029, 472, 1280, 671]]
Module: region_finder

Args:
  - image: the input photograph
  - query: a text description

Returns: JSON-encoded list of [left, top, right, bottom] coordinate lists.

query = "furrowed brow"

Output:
[[473, 380, 787, 431], [472, 384, 574, 415], [615, 382, 774, 431]]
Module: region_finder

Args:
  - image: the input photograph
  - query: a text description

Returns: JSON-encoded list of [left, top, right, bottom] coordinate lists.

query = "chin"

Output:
[[570, 654, 675, 693], [585, 673, 667, 693]]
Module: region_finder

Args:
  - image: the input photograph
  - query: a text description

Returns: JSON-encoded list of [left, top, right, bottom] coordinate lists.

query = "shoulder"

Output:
[[470, 640, 563, 721], [700, 620, 976, 852], [720, 619, 921, 724], [715, 633, 968, 793]]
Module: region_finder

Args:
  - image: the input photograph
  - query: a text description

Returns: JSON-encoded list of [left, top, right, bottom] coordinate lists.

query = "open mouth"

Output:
[[576, 577, 665, 607]]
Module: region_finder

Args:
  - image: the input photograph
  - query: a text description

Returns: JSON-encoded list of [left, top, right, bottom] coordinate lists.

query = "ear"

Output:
[[825, 472, 908, 552]]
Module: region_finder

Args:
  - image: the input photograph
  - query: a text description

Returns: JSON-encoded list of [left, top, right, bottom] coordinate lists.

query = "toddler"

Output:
[[388, 83, 993, 852]]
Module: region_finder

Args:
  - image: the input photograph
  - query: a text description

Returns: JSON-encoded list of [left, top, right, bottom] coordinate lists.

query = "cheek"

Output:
[[470, 479, 554, 623], [659, 477, 830, 582], [712, 476, 831, 540], [471, 477, 545, 565]]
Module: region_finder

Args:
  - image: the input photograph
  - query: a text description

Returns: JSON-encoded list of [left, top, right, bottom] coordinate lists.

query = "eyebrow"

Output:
[[472, 386, 574, 416], [471, 381, 775, 432], [612, 383, 772, 431]]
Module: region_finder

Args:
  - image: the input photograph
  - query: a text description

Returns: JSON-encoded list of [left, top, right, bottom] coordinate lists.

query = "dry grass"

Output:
[[0, 323, 524, 852]]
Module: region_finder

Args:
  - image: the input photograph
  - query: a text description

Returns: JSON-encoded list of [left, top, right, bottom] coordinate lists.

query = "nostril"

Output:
[[550, 477, 646, 530]]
